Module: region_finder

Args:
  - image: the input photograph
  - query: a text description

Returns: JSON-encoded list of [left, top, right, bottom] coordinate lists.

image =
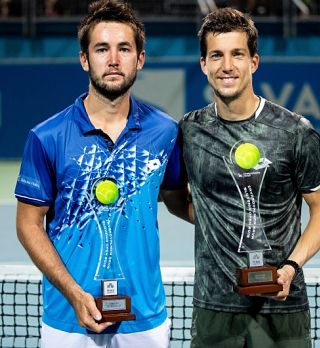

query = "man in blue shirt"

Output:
[[15, 1, 190, 347]]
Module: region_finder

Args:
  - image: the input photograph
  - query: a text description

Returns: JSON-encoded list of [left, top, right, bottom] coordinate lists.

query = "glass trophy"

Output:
[[88, 178, 136, 322], [224, 141, 283, 295]]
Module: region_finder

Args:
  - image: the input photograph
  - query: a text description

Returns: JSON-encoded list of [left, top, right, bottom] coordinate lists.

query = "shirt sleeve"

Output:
[[15, 130, 55, 206], [295, 120, 320, 193], [161, 129, 188, 190]]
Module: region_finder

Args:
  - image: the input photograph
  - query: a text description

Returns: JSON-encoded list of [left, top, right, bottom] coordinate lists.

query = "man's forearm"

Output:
[[16, 202, 83, 303], [18, 223, 82, 301], [286, 191, 320, 267], [160, 188, 194, 223]]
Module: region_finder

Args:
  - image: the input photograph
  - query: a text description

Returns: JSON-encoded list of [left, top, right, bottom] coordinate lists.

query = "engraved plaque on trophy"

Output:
[[88, 178, 136, 322], [95, 280, 136, 322], [236, 251, 282, 295], [224, 141, 283, 296]]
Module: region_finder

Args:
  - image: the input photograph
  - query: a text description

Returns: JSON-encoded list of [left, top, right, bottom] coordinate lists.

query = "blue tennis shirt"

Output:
[[15, 94, 185, 334]]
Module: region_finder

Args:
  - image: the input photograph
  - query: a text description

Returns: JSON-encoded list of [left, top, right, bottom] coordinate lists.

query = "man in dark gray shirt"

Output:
[[179, 7, 320, 348]]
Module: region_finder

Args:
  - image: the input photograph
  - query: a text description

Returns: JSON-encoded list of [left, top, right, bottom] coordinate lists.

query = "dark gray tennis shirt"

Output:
[[180, 98, 320, 313]]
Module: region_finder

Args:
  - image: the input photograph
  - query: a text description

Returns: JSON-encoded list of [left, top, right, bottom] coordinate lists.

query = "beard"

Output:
[[210, 75, 249, 104], [213, 88, 241, 103], [89, 65, 137, 101]]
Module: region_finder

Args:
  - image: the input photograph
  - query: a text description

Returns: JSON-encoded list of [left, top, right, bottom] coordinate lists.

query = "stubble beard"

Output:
[[211, 75, 249, 104], [89, 68, 137, 101], [214, 87, 241, 104]]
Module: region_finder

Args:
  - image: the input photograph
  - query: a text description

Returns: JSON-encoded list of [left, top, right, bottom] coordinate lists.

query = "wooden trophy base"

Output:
[[95, 295, 136, 323], [236, 283, 283, 295], [100, 312, 136, 322], [236, 266, 283, 295]]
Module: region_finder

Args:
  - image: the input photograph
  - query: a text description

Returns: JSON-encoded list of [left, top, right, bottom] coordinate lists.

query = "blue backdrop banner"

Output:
[[1, 61, 320, 158]]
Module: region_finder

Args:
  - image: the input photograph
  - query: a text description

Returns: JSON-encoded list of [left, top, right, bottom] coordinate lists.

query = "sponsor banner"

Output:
[[1, 62, 319, 158]]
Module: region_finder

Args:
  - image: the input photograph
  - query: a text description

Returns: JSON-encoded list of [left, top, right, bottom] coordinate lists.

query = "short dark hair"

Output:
[[198, 7, 258, 58], [78, 0, 145, 55]]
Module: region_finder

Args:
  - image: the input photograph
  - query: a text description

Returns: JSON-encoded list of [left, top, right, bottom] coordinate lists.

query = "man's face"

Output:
[[200, 31, 259, 102], [80, 21, 145, 100]]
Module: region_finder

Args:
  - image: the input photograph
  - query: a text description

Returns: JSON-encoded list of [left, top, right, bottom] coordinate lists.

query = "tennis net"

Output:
[[0, 265, 319, 348]]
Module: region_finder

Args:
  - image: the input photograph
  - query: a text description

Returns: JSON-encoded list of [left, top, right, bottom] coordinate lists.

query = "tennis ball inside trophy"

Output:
[[235, 143, 260, 170], [95, 179, 119, 205]]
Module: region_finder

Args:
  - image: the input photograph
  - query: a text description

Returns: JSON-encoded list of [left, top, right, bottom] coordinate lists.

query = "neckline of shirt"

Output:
[[214, 97, 266, 123], [76, 93, 142, 135]]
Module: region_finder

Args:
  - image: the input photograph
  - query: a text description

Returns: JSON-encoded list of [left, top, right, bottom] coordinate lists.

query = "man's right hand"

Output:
[[69, 288, 114, 333], [16, 201, 114, 333]]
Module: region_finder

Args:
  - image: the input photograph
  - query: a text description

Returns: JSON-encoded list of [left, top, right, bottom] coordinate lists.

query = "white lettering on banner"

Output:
[[294, 84, 320, 120], [260, 83, 320, 120], [204, 85, 212, 105], [260, 82, 293, 106]]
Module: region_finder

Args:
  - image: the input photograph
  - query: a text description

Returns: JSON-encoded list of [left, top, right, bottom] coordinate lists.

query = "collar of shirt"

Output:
[[74, 93, 142, 135]]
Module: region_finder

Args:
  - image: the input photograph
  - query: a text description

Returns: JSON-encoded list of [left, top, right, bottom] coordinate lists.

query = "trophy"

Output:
[[88, 178, 136, 322], [95, 280, 136, 322], [224, 141, 283, 296]]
